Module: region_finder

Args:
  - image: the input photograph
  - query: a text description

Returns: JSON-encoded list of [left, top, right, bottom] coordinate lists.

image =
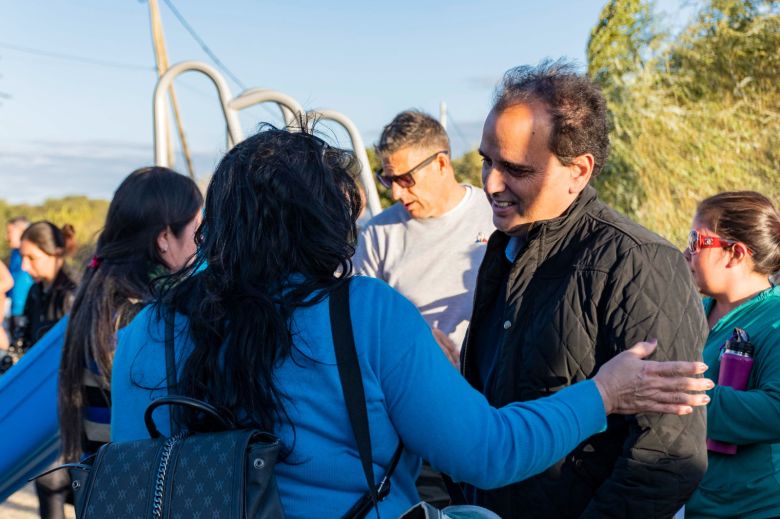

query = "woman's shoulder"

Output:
[[117, 304, 163, 349], [348, 275, 421, 318], [753, 286, 780, 320], [741, 287, 780, 351]]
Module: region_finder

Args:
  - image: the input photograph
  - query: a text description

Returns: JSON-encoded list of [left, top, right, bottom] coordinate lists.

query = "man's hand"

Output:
[[432, 327, 460, 369]]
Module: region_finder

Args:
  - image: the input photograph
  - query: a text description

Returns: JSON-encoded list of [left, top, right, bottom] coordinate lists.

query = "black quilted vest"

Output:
[[461, 186, 708, 519]]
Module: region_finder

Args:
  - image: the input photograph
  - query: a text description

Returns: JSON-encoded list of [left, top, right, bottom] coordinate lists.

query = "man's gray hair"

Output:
[[376, 110, 450, 157], [493, 58, 610, 177]]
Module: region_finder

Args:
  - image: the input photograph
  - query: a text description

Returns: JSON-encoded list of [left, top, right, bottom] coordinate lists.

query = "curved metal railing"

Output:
[[152, 60, 381, 218]]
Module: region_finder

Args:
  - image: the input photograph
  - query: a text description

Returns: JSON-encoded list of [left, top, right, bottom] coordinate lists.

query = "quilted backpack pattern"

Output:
[[68, 429, 283, 519]]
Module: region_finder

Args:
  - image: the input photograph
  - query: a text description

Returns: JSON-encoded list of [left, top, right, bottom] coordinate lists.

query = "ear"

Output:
[[437, 152, 452, 176], [156, 227, 170, 255], [726, 243, 750, 268], [568, 153, 594, 194]]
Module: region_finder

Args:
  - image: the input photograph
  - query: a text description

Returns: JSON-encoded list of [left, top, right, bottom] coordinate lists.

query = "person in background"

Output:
[[355, 110, 494, 368], [19, 222, 78, 350], [111, 126, 712, 519], [684, 192, 780, 518], [354, 110, 494, 506], [0, 262, 13, 350], [59, 167, 202, 463], [6, 217, 34, 326], [18, 221, 78, 519]]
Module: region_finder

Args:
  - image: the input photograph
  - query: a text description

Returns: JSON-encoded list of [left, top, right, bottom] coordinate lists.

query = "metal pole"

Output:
[[228, 88, 305, 129], [148, 0, 196, 179], [153, 61, 241, 167], [310, 109, 382, 218], [439, 101, 447, 130]]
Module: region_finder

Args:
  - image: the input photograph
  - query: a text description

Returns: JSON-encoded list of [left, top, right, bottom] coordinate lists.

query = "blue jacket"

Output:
[[112, 276, 606, 519], [8, 249, 34, 316]]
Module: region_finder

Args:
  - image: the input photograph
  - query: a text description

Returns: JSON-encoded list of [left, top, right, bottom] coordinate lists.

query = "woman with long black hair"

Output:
[[111, 126, 712, 518], [59, 166, 202, 462]]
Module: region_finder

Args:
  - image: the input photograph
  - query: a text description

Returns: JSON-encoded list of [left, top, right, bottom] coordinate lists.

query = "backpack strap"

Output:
[[164, 305, 177, 434], [330, 279, 404, 519], [331, 280, 378, 507]]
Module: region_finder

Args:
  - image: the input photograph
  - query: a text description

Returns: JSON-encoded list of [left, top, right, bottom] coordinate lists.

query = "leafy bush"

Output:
[[588, 0, 780, 246]]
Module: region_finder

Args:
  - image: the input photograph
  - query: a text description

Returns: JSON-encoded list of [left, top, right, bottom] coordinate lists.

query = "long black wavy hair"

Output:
[[160, 125, 362, 435], [59, 167, 202, 461]]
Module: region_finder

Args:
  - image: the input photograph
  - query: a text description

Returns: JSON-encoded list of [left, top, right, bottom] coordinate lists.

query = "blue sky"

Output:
[[0, 0, 686, 203]]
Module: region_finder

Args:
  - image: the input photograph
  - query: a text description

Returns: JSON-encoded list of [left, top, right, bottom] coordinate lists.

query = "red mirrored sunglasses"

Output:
[[687, 229, 735, 254]]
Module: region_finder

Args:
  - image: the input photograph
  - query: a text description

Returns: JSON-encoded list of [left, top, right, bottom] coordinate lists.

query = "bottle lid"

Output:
[[725, 327, 754, 356]]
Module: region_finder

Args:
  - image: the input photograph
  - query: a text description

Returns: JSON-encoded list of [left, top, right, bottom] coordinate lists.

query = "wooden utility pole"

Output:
[[148, 0, 196, 179]]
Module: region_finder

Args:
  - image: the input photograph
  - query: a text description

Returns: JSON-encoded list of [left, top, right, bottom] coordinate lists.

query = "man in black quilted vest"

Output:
[[460, 59, 708, 518]]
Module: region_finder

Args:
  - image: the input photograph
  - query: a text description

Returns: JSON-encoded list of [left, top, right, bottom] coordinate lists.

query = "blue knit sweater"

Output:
[[112, 276, 605, 518]]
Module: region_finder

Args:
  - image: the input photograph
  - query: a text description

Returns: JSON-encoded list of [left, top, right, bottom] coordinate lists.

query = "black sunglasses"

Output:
[[376, 150, 448, 189]]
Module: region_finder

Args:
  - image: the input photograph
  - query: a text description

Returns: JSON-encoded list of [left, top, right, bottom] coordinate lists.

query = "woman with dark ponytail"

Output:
[[18, 220, 80, 519], [59, 166, 202, 463], [18, 221, 79, 350], [685, 192, 780, 518], [111, 126, 711, 518]]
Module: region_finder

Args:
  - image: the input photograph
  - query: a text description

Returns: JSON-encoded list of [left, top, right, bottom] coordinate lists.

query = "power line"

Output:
[[161, 0, 246, 90], [0, 41, 154, 71], [160, 0, 281, 122]]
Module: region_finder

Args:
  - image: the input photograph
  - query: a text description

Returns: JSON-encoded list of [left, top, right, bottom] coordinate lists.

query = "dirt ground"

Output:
[[0, 484, 75, 519]]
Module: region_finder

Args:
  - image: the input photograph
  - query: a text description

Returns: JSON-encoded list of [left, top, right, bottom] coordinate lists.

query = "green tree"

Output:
[[587, 0, 780, 247], [0, 197, 109, 266], [452, 150, 483, 187]]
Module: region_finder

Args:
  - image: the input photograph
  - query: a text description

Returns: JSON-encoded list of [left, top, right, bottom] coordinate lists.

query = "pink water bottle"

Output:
[[707, 328, 754, 455]]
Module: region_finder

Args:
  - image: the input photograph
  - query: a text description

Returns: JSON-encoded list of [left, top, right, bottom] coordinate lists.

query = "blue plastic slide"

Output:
[[0, 318, 66, 503]]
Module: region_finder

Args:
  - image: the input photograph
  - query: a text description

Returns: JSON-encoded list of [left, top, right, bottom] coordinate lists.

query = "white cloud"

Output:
[[0, 139, 219, 204]]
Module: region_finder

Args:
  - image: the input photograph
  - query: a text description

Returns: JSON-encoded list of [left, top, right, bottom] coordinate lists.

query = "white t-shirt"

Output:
[[354, 184, 495, 348]]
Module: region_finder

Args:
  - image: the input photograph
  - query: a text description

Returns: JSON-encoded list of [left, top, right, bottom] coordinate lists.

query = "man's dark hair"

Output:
[[376, 110, 450, 158], [493, 59, 610, 177]]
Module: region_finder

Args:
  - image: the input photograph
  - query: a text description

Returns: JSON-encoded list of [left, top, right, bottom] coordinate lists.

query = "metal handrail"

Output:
[[153, 60, 241, 167], [153, 60, 382, 218], [309, 109, 382, 218], [228, 88, 304, 133]]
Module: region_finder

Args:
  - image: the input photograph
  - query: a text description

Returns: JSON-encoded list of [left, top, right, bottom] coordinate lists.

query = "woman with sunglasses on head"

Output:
[[111, 126, 711, 519], [684, 191, 780, 519]]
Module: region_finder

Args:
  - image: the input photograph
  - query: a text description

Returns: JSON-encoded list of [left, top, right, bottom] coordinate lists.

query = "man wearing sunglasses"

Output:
[[354, 110, 494, 507], [459, 60, 708, 518], [355, 110, 494, 364]]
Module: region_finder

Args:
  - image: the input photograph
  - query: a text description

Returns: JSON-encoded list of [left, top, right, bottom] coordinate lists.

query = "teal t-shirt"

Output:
[[687, 285, 780, 519]]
